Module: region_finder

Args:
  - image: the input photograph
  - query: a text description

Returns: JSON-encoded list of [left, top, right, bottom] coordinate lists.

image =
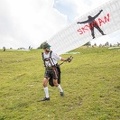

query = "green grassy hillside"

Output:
[[0, 47, 120, 120]]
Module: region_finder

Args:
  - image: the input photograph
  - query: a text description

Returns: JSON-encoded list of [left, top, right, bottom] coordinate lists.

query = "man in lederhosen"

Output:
[[39, 42, 68, 101]]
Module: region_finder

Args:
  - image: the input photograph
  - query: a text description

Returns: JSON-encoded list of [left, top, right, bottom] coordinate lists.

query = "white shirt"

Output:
[[43, 51, 61, 67]]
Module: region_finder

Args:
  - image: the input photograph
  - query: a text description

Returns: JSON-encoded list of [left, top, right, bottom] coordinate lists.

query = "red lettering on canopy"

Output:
[[77, 13, 110, 35], [81, 25, 89, 33], [104, 13, 110, 22], [98, 18, 105, 26]]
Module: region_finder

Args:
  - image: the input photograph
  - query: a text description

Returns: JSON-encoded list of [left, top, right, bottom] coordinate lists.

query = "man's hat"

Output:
[[41, 42, 51, 49]]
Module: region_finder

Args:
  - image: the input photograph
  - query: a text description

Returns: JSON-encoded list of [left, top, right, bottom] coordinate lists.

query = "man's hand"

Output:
[[100, 10, 103, 13], [59, 56, 73, 66], [77, 22, 82, 24], [65, 56, 73, 62]]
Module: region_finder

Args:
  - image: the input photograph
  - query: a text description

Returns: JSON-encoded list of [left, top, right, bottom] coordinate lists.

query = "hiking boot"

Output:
[[60, 92, 64, 96], [38, 97, 50, 102]]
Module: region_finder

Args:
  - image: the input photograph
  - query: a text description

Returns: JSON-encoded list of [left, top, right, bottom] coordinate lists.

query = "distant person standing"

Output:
[[77, 10, 106, 39], [3, 47, 6, 51]]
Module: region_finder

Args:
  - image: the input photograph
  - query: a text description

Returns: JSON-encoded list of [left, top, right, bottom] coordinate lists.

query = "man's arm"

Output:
[[77, 20, 89, 24], [61, 56, 73, 62], [60, 58, 66, 61], [93, 10, 103, 19]]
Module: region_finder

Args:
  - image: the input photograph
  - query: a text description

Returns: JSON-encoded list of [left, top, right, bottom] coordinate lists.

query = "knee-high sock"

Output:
[[58, 84, 63, 92], [44, 87, 49, 98]]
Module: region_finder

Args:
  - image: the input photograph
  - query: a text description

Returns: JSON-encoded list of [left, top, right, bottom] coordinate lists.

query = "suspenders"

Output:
[[41, 51, 61, 86], [42, 51, 56, 67], [41, 52, 46, 67]]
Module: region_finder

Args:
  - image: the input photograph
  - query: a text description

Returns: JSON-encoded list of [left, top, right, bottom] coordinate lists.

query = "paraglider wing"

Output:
[[47, 0, 120, 55]]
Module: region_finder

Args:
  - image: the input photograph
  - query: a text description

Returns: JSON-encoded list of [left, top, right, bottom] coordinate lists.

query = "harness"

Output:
[[42, 51, 57, 68], [41, 51, 61, 87]]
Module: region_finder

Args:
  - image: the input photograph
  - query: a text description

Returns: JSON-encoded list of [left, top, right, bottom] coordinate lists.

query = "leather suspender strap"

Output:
[[49, 51, 56, 66], [41, 52, 46, 67], [42, 51, 56, 67]]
